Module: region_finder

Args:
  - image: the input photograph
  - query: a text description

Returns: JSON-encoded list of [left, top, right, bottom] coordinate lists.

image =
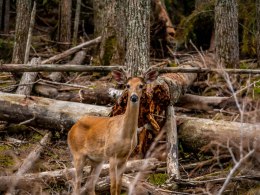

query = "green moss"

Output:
[[148, 173, 168, 186], [253, 81, 260, 95], [101, 35, 117, 66], [0, 145, 14, 168], [0, 145, 11, 152], [0, 39, 14, 61], [0, 155, 14, 167], [31, 133, 43, 142]]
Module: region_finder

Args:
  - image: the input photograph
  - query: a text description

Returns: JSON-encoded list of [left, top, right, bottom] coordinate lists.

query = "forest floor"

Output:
[[0, 59, 260, 194]]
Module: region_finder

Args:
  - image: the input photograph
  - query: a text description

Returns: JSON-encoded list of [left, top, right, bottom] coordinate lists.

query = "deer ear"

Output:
[[143, 69, 159, 84], [112, 69, 127, 84]]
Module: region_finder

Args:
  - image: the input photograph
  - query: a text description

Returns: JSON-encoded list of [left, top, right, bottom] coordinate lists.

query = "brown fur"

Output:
[[68, 70, 158, 195]]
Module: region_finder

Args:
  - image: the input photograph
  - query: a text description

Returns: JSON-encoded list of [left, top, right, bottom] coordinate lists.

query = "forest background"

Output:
[[0, 0, 260, 194]]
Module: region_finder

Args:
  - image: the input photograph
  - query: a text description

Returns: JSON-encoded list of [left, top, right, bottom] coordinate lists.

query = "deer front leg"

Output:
[[109, 157, 127, 195]]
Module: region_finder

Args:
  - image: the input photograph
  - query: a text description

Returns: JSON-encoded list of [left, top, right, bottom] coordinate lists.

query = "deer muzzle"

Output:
[[130, 94, 139, 103]]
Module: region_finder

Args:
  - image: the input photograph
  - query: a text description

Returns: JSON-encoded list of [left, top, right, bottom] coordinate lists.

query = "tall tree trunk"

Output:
[[58, 0, 71, 50], [12, 0, 31, 64], [4, 0, 10, 33], [195, 0, 211, 9], [125, 0, 150, 76], [95, 0, 125, 66], [72, 0, 81, 46], [257, 0, 260, 68], [93, 0, 105, 37], [215, 0, 239, 68], [0, 0, 3, 30], [99, 0, 118, 65]]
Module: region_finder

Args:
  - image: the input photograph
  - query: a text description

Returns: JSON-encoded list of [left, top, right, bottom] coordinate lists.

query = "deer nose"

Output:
[[130, 94, 139, 102]]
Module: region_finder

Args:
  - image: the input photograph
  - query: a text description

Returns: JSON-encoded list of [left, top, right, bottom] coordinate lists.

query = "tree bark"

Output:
[[178, 116, 260, 155], [0, 0, 3, 30], [215, 0, 239, 68], [47, 50, 86, 82], [99, 0, 118, 65], [93, 0, 106, 37], [72, 0, 81, 46], [0, 92, 259, 153], [0, 92, 111, 131], [4, 0, 10, 33], [58, 0, 71, 50], [16, 57, 40, 95], [12, 0, 31, 65], [257, 0, 260, 68], [125, 0, 150, 76]]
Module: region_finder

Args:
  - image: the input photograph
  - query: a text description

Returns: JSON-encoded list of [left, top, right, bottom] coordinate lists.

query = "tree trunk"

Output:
[[0, 0, 3, 30], [125, 0, 150, 76], [72, 0, 81, 46], [93, 0, 106, 37], [257, 0, 260, 68], [16, 58, 40, 95], [58, 0, 71, 50], [96, 0, 125, 66], [12, 0, 31, 64], [215, 0, 239, 68], [4, 0, 10, 33], [99, 0, 118, 65], [195, 0, 211, 9]]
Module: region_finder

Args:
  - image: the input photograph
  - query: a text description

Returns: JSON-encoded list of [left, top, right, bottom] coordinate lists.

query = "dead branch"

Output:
[[41, 36, 101, 64], [1, 64, 260, 74], [6, 132, 52, 194]]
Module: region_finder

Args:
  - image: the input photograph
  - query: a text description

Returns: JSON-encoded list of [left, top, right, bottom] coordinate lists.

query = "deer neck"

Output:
[[121, 97, 140, 139]]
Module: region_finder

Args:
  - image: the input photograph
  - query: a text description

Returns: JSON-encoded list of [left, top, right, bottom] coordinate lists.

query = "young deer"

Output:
[[67, 69, 158, 195]]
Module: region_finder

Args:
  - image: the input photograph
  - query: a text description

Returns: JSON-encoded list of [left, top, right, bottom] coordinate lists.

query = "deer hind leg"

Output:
[[73, 154, 85, 195], [85, 161, 104, 195], [110, 157, 127, 195]]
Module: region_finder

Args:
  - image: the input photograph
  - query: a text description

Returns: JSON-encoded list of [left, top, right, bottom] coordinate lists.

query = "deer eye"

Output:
[[126, 84, 130, 89], [139, 84, 143, 89]]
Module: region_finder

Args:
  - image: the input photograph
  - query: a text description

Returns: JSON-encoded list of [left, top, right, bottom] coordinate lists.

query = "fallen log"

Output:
[[0, 92, 111, 131], [1, 92, 259, 152], [0, 158, 163, 192], [177, 116, 260, 154]]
